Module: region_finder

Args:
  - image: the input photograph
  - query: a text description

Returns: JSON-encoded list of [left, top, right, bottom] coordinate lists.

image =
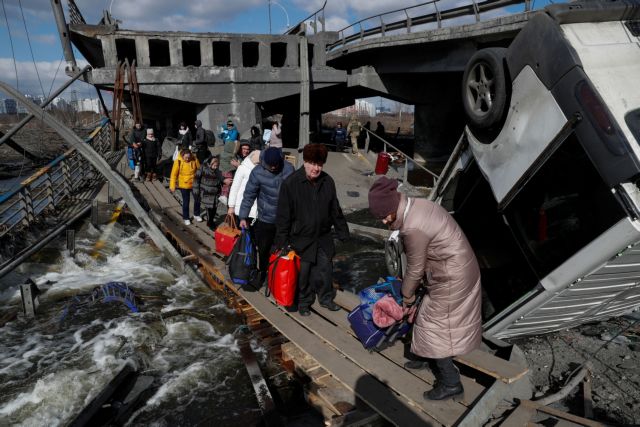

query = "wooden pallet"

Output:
[[282, 342, 383, 427], [503, 399, 605, 427]]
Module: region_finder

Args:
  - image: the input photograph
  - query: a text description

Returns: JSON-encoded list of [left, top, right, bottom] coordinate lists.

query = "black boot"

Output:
[[423, 382, 464, 401]]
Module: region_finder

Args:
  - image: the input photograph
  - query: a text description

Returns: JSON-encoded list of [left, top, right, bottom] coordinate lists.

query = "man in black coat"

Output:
[[275, 143, 350, 316]]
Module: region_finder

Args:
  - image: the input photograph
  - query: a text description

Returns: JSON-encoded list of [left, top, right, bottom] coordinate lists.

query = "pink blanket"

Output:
[[372, 295, 404, 328]]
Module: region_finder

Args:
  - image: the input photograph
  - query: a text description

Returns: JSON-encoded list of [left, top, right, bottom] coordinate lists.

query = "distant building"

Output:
[[330, 99, 376, 117], [3, 99, 17, 114], [77, 98, 100, 113]]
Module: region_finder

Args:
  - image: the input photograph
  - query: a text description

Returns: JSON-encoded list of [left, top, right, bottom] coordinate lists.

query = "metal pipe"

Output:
[[50, 0, 78, 73], [0, 65, 90, 148]]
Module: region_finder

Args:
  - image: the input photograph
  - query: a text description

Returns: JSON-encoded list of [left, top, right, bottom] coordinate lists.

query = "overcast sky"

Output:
[[0, 0, 551, 100]]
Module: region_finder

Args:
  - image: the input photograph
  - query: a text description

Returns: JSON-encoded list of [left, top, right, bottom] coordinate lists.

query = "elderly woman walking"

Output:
[[368, 176, 482, 401], [170, 149, 200, 225]]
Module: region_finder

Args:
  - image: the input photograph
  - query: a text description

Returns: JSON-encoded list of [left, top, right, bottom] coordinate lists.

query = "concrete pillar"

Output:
[[169, 38, 181, 66], [135, 36, 150, 66], [286, 39, 298, 67], [201, 38, 213, 66], [101, 37, 117, 67], [197, 102, 260, 139], [258, 40, 270, 68], [230, 40, 242, 67], [414, 99, 466, 161]]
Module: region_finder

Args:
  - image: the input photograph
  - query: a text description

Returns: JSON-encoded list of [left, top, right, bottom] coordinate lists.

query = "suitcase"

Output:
[[348, 304, 411, 350]]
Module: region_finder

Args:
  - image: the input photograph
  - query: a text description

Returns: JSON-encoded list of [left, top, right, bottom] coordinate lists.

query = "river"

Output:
[[0, 215, 388, 426]]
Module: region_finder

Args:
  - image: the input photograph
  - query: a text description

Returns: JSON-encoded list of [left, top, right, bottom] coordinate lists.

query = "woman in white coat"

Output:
[[227, 150, 260, 222]]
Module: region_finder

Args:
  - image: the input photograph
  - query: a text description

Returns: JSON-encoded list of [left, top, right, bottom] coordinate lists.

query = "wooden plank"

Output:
[[311, 299, 486, 406], [287, 306, 466, 426], [334, 289, 528, 385], [501, 402, 535, 426], [316, 375, 358, 414], [239, 286, 440, 426], [454, 349, 528, 384], [519, 400, 605, 427]]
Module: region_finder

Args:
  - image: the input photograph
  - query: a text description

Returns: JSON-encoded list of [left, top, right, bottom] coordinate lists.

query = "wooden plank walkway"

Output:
[[126, 175, 530, 426]]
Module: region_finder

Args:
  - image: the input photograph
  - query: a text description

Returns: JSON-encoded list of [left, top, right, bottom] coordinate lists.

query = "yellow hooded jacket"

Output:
[[170, 153, 200, 190]]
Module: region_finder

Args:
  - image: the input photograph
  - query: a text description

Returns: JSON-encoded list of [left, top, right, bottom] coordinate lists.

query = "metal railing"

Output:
[[328, 0, 530, 52], [362, 128, 439, 187], [0, 118, 112, 238], [286, 0, 327, 35]]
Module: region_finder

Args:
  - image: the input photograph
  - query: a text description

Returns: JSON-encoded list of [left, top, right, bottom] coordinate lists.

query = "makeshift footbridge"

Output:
[[126, 148, 534, 426]]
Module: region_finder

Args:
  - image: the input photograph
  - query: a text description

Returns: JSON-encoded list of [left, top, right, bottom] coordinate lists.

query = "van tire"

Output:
[[462, 48, 508, 130], [385, 239, 403, 278]]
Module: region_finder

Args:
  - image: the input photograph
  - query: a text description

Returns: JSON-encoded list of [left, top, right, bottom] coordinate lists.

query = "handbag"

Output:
[[227, 227, 257, 287], [266, 248, 301, 307], [214, 214, 241, 256]]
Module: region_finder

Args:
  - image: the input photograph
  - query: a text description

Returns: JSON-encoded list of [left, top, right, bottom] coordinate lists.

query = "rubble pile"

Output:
[[513, 311, 640, 425]]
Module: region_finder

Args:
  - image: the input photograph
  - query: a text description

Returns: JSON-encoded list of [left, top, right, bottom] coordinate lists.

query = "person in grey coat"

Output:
[[368, 176, 482, 401]]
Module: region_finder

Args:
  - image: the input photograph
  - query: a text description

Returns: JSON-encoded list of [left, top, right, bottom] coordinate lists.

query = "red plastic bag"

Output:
[[215, 215, 241, 256], [267, 249, 301, 307]]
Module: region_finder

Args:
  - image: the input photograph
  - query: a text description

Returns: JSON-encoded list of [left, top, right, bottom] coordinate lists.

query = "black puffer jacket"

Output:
[[193, 163, 224, 209]]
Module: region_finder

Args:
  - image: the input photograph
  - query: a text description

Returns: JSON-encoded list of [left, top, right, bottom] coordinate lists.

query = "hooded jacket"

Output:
[[219, 140, 238, 173], [394, 195, 482, 359], [239, 154, 294, 224], [169, 152, 200, 190]]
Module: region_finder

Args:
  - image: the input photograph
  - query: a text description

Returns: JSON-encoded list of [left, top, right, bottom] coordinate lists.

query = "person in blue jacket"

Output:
[[239, 147, 294, 287], [220, 119, 239, 145]]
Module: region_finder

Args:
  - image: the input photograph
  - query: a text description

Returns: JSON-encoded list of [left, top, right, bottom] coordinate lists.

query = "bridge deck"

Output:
[[129, 174, 526, 426]]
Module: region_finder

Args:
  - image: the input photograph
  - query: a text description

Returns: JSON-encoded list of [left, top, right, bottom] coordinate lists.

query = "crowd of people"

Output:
[[128, 115, 478, 402]]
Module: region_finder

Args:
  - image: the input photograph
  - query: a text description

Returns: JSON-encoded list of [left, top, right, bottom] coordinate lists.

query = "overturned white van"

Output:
[[430, 0, 640, 338]]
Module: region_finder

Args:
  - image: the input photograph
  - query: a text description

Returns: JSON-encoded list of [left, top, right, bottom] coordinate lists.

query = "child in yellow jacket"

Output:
[[170, 149, 201, 225]]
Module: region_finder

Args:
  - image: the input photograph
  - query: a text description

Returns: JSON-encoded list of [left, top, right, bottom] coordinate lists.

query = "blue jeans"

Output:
[[179, 189, 201, 220]]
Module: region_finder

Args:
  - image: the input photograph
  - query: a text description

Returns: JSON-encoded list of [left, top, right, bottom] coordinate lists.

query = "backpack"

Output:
[[227, 228, 257, 288], [204, 129, 216, 147]]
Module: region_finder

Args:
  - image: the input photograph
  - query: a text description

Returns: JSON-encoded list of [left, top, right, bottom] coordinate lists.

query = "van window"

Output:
[[504, 133, 626, 278]]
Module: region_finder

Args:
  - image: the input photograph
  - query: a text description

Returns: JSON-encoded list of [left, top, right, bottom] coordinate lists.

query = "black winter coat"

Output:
[[194, 127, 206, 151], [275, 167, 349, 262], [193, 164, 224, 209], [142, 137, 160, 160]]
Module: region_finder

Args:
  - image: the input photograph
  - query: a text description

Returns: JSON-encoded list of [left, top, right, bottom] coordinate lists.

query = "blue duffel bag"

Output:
[[348, 303, 411, 351], [357, 277, 403, 320]]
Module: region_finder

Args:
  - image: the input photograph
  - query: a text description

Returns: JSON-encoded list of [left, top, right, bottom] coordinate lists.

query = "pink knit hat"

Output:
[[368, 177, 401, 219]]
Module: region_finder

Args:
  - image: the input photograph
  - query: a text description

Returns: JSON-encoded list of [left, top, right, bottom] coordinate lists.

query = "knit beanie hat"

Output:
[[263, 147, 282, 168], [368, 177, 401, 219]]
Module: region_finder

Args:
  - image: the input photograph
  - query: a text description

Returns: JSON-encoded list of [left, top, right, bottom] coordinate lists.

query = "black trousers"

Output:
[[255, 220, 277, 279], [298, 248, 334, 309], [407, 352, 460, 387]]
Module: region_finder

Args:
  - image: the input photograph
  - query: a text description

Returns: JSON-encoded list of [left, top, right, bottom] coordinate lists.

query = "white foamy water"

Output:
[[0, 220, 257, 426]]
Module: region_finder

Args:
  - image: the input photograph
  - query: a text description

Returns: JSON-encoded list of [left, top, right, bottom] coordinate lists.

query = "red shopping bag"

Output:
[[267, 249, 301, 307], [214, 215, 241, 256]]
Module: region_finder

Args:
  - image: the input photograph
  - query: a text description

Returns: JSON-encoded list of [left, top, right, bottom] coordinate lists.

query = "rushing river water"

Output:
[[0, 216, 388, 426]]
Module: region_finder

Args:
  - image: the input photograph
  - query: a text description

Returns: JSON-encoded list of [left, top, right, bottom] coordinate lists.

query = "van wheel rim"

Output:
[[466, 62, 495, 117]]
